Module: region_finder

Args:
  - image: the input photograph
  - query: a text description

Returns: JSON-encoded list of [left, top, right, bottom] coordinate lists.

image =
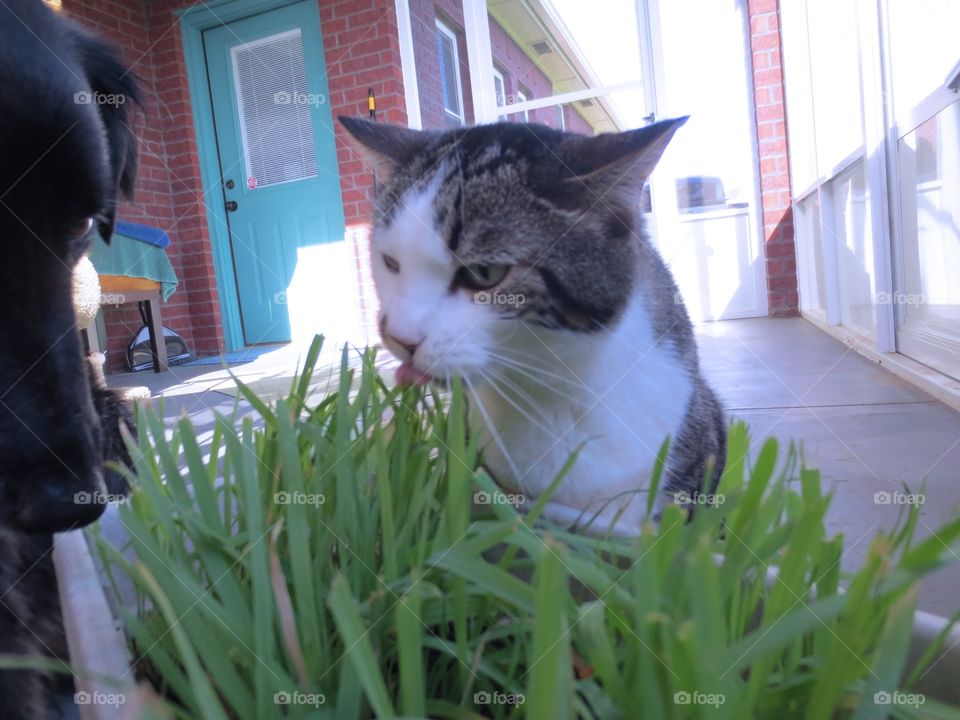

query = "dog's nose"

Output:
[[14, 466, 108, 533]]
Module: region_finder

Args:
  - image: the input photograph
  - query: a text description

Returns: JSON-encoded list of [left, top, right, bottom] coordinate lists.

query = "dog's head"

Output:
[[0, 0, 138, 532]]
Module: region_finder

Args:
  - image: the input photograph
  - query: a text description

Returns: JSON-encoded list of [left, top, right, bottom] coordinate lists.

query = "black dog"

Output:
[[0, 0, 139, 716]]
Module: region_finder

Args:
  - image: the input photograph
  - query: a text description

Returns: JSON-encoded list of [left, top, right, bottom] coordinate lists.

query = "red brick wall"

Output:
[[409, 0, 473, 129], [325, 0, 408, 225], [66, 0, 406, 368], [325, 0, 409, 342], [748, 0, 799, 317], [65, 0, 225, 369]]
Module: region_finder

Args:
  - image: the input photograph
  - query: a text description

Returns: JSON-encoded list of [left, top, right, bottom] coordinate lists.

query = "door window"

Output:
[[231, 28, 318, 188]]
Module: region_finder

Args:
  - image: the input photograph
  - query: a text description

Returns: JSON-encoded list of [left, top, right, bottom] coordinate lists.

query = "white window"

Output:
[[516, 88, 529, 122], [436, 19, 464, 127], [493, 67, 506, 121]]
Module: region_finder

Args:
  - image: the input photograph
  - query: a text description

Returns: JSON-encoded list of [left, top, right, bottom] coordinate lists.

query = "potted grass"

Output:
[[78, 336, 960, 719]]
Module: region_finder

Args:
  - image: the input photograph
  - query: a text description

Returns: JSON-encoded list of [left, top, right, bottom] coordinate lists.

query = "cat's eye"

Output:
[[456, 263, 510, 290], [382, 253, 400, 273]]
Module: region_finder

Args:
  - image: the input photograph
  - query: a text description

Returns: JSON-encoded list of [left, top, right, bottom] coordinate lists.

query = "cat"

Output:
[[340, 116, 726, 535]]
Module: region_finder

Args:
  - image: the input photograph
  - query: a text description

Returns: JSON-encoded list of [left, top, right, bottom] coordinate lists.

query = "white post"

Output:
[[860, 0, 896, 351], [394, 0, 422, 129], [462, 0, 498, 124]]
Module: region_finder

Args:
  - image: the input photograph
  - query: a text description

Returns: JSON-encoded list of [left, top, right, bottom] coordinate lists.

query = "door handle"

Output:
[[225, 200, 238, 212]]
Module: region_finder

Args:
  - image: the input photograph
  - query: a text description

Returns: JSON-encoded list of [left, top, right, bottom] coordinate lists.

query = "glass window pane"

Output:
[[231, 29, 318, 188], [796, 193, 827, 315], [651, 0, 765, 320], [655, 0, 757, 214], [437, 24, 462, 122], [807, 0, 863, 170], [888, 0, 960, 121], [781, 0, 818, 192], [897, 98, 960, 378], [486, 0, 645, 128], [832, 162, 876, 338]]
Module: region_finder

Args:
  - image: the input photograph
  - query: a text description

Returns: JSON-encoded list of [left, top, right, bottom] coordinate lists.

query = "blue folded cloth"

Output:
[[114, 221, 170, 249]]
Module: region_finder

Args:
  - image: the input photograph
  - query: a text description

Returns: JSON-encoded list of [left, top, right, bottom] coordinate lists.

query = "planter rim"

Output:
[[54, 529, 136, 720]]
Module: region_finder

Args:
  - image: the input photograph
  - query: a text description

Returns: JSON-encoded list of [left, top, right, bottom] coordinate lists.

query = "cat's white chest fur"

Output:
[[472, 294, 693, 534]]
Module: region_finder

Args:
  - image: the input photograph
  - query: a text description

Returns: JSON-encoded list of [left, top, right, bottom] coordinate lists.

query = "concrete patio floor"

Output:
[[106, 316, 960, 615], [697, 317, 960, 616]]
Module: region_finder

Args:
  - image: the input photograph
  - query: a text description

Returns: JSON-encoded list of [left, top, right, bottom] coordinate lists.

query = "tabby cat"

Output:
[[340, 116, 725, 535]]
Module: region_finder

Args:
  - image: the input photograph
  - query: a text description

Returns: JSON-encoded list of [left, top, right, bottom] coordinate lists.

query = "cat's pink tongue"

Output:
[[396, 361, 432, 386]]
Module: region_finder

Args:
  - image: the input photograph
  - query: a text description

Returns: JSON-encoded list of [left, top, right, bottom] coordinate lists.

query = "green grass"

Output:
[[92, 336, 960, 719]]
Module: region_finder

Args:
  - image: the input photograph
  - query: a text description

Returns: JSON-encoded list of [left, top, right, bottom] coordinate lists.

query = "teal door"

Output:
[[203, 1, 344, 345]]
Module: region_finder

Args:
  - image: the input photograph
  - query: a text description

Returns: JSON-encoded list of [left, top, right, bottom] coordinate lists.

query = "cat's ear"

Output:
[[338, 117, 432, 179], [563, 116, 688, 205]]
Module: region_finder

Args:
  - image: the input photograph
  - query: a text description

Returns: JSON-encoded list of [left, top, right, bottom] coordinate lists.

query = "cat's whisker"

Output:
[[463, 375, 524, 483], [486, 358, 583, 406], [487, 352, 587, 392], [489, 361, 574, 399], [475, 368, 553, 435], [483, 367, 554, 424]]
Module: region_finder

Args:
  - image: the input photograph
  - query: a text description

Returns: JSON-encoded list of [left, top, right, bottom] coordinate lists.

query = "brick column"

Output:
[[748, 0, 798, 317]]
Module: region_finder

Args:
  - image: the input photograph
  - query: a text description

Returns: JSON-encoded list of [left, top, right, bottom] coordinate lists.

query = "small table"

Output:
[[97, 276, 168, 373], [88, 225, 179, 374]]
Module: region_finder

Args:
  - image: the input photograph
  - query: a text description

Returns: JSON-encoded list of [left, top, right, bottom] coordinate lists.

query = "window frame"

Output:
[[435, 18, 465, 126], [516, 87, 530, 122]]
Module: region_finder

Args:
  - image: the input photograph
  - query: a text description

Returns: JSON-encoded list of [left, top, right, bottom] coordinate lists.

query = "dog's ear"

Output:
[[75, 32, 140, 241]]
